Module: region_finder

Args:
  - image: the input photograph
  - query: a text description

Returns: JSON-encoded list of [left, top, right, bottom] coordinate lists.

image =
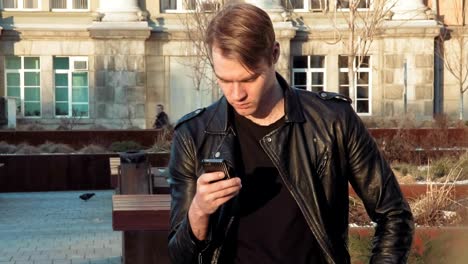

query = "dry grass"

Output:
[[350, 155, 468, 226], [148, 127, 173, 153], [392, 152, 468, 182], [410, 160, 468, 226]]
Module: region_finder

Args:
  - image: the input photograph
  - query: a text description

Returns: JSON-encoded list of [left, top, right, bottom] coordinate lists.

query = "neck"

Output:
[[245, 80, 285, 126]]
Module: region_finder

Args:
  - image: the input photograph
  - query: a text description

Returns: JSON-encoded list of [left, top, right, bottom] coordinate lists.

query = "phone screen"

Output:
[[201, 158, 231, 180]]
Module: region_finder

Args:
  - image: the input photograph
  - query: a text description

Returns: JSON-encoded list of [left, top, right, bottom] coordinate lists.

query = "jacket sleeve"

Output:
[[168, 128, 207, 263], [343, 106, 414, 263]]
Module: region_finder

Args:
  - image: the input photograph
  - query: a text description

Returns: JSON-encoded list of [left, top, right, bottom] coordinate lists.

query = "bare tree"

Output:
[[318, 0, 394, 106], [179, 0, 226, 92], [439, 0, 468, 120]]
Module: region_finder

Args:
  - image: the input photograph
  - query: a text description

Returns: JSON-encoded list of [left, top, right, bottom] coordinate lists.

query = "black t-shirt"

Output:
[[228, 111, 324, 264]]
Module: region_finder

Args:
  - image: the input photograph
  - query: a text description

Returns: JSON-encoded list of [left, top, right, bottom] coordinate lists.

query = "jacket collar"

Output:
[[205, 72, 305, 134]]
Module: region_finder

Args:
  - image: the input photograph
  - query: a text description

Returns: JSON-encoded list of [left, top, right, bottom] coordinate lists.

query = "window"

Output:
[[51, 0, 88, 11], [5, 56, 41, 117], [339, 55, 371, 114], [336, 0, 370, 9], [161, 0, 218, 12], [1, 0, 40, 10], [288, 0, 325, 11], [54, 57, 89, 117], [292, 55, 326, 92]]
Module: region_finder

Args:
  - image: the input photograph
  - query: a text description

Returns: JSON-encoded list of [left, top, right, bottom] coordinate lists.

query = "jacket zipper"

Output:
[[198, 207, 236, 264], [316, 147, 329, 178], [209, 216, 235, 264], [260, 135, 336, 264]]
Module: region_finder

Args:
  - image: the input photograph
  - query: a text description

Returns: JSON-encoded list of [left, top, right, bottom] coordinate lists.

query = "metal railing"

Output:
[[51, 0, 87, 10], [2, 0, 39, 9]]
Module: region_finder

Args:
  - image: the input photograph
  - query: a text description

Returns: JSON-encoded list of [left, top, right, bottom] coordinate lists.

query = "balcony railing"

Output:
[[1, 0, 40, 10], [51, 0, 88, 10]]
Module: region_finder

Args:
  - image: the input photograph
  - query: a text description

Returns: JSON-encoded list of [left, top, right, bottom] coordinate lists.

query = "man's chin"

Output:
[[233, 107, 254, 117]]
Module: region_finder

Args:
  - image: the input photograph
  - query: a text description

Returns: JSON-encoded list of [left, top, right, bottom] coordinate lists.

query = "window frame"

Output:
[[161, 0, 219, 13], [289, 0, 327, 12], [53, 56, 89, 118], [291, 55, 327, 93], [4, 56, 42, 118], [50, 0, 89, 12], [335, 0, 372, 11], [1, 0, 42, 11], [338, 55, 372, 115]]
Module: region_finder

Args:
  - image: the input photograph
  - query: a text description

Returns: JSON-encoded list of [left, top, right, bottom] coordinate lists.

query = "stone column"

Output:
[[88, 1, 151, 128], [390, 0, 428, 20], [274, 21, 297, 82], [98, 0, 142, 22]]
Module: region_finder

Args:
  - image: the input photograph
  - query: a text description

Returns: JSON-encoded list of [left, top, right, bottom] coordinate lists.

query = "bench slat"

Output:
[[112, 194, 171, 231]]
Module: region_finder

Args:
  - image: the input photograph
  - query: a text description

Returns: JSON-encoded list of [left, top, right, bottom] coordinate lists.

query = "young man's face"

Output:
[[157, 105, 163, 114], [212, 45, 279, 119]]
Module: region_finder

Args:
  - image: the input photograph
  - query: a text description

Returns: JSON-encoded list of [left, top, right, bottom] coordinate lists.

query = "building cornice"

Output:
[[88, 22, 151, 39]]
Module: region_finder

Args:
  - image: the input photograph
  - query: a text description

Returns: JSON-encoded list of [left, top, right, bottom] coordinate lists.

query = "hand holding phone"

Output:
[[201, 158, 232, 182]]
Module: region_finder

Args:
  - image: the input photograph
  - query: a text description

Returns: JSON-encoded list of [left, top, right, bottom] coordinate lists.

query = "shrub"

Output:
[[458, 152, 468, 181], [0, 141, 17, 154], [23, 123, 46, 131], [79, 144, 108, 154], [431, 157, 453, 179], [109, 141, 143, 153], [38, 141, 75, 153], [14, 143, 40, 154], [379, 129, 417, 163]]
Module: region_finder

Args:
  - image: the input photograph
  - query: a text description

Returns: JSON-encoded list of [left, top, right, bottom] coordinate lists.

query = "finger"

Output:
[[198, 172, 226, 184], [213, 192, 240, 208], [209, 185, 241, 201], [211, 177, 241, 189]]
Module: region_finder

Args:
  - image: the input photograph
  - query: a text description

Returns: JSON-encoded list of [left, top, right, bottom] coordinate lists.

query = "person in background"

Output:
[[168, 3, 414, 264], [153, 104, 169, 129]]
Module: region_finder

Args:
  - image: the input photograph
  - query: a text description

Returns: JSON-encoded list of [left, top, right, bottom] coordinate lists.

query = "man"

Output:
[[153, 104, 169, 129], [168, 3, 413, 264]]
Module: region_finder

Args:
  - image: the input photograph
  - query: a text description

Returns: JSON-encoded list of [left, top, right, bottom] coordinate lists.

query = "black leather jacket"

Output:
[[168, 74, 414, 264]]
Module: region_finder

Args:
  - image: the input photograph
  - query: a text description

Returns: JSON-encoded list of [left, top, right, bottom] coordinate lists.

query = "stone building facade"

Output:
[[0, 0, 466, 129]]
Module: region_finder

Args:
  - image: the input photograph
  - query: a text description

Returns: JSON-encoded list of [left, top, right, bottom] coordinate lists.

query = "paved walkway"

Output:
[[0, 190, 122, 264]]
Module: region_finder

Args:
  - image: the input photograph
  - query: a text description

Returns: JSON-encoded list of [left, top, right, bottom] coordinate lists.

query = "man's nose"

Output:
[[231, 83, 247, 101]]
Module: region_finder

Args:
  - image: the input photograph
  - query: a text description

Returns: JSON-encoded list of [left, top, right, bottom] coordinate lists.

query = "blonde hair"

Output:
[[205, 3, 276, 73]]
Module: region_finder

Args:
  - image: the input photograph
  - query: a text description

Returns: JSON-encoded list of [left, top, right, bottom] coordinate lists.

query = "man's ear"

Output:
[[272, 42, 280, 64]]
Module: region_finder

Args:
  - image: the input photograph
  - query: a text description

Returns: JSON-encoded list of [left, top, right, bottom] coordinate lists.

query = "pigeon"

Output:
[[79, 193, 95, 201]]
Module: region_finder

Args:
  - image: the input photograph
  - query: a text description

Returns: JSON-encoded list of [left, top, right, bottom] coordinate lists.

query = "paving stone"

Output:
[[33, 260, 53, 264], [0, 191, 121, 264], [52, 260, 71, 264], [70, 260, 89, 264]]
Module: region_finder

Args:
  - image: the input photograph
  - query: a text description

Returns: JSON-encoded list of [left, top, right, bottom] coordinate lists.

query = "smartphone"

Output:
[[201, 158, 232, 181]]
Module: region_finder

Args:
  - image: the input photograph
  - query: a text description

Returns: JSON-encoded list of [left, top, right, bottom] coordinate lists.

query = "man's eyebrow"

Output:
[[214, 72, 260, 82]]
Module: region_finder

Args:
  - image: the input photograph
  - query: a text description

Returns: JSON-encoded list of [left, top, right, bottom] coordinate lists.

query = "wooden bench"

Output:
[[112, 194, 171, 264]]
